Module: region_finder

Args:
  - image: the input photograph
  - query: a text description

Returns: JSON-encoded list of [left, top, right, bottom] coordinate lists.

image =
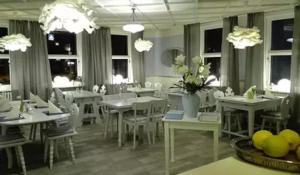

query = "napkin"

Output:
[[48, 100, 63, 114], [35, 95, 48, 108], [244, 85, 257, 100], [30, 92, 37, 103], [225, 87, 234, 96], [0, 96, 11, 112]]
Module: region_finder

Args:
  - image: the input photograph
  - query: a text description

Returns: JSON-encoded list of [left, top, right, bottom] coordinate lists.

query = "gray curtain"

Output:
[[221, 16, 240, 94], [82, 27, 112, 90], [131, 31, 145, 85], [290, 6, 300, 131], [9, 20, 52, 100], [245, 13, 264, 91], [184, 23, 200, 67]]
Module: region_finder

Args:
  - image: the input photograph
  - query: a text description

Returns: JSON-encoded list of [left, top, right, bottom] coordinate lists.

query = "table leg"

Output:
[[6, 148, 13, 169], [220, 105, 224, 137], [104, 109, 110, 139], [164, 122, 170, 175], [170, 128, 175, 162], [118, 111, 124, 147], [248, 109, 255, 136], [213, 129, 219, 161]]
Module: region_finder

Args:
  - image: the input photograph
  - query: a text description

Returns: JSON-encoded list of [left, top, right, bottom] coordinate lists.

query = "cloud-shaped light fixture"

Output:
[[0, 34, 32, 52], [134, 38, 153, 52], [227, 26, 263, 49], [39, 0, 98, 34]]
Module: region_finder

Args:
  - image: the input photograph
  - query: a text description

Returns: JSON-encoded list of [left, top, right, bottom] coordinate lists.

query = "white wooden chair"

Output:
[[145, 81, 152, 88], [261, 96, 292, 134], [197, 91, 209, 112], [207, 89, 217, 110], [154, 82, 162, 98], [92, 85, 99, 93], [150, 99, 168, 143], [54, 88, 66, 109], [43, 103, 80, 170], [123, 101, 154, 149], [0, 134, 27, 175]]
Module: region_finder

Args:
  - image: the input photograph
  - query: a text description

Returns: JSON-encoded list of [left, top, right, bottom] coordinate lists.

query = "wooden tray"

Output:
[[231, 138, 300, 173]]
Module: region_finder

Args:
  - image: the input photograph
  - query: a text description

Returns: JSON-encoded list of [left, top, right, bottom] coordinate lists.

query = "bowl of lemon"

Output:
[[232, 129, 300, 172]]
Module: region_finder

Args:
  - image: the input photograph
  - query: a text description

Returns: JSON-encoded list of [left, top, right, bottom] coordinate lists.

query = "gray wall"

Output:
[[144, 34, 183, 77]]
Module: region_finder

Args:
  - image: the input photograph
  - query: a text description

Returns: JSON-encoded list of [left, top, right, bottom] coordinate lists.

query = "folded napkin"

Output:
[[48, 100, 63, 114], [30, 92, 37, 103], [244, 85, 257, 100], [225, 87, 234, 96], [35, 95, 48, 108], [0, 96, 11, 112]]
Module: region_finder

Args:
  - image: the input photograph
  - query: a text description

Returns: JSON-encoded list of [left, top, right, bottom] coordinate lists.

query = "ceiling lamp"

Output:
[[122, 7, 144, 33], [39, 0, 98, 34], [227, 26, 263, 49], [134, 38, 153, 52], [0, 34, 32, 52]]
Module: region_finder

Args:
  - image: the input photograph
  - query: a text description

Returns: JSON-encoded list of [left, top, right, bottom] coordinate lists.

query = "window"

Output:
[[47, 31, 77, 55], [111, 34, 131, 84], [0, 59, 9, 84], [266, 17, 293, 92], [49, 59, 77, 81], [0, 27, 8, 54], [201, 23, 222, 86]]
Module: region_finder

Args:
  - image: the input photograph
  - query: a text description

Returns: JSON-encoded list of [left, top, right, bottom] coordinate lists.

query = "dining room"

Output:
[[0, 0, 300, 175]]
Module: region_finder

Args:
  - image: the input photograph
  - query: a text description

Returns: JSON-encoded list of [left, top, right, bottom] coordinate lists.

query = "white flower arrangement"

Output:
[[39, 0, 98, 34], [172, 55, 213, 94], [227, 26, 263, 49], [134, 38, 153, 52], [0, 34, 32, 52]]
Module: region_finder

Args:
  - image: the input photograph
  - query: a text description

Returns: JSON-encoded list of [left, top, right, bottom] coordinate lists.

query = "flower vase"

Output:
[[182, 93, 200, 118]]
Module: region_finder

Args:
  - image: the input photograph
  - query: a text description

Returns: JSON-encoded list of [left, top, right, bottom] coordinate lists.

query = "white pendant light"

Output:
[[122, 7, 144, 33], [227, 26, 263, 49], [39, 0, 98, 34], [0, 34, 32, 52]]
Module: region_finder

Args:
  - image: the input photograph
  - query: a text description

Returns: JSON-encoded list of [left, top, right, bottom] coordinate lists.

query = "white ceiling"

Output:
[[0, 0, 298, 31]]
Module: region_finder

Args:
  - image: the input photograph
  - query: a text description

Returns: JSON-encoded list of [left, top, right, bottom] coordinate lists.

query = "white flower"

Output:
[[172, 65, 188, 75], [192, 56, 203, 64], [174, 55, 185, 65], [0, 34, 32, 52], [227, 26, 263, 49], [134, 38, 153, 52], [39, 0, 99, 34]]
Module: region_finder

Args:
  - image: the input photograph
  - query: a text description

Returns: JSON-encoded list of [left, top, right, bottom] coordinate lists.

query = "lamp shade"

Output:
[[122, 23, 144, 33]]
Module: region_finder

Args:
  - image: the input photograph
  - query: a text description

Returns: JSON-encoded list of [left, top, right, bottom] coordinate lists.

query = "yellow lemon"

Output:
[[252, 130, 273, 150], [263, 135, 290, 158], [279, 129, 300, 151]]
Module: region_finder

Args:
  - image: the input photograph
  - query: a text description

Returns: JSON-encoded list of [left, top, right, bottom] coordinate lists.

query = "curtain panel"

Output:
[[290, 6, 300, 131], [131, 31, 145, 86], [245, 13, 264, 91], [184, 23, 200, 67], [82, 27, 112, 90], [221, 16, 240, 94], [9, 20, 52, 100]]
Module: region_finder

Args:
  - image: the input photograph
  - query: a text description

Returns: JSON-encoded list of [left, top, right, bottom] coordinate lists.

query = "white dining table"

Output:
[[127, 87, 157, 97], [218, 96, 281, 137], [101, 96, 163, 147]]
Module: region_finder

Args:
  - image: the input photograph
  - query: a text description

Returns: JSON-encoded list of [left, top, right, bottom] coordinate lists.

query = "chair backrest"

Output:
[[92, 85, 99, 93], [49, 91, 56, 103], [213, 90, 224, 112], [121, 92, 137, 99], [225, 87, 234, 96], [154, 82, 162, 90], [132, 101, 151, 121], [65, 95, 74, 107], [207, 89, 217, 106], [68, 103, 80, 130], [280, 96, 292, 119], [145, 81, 152, 88], [54, 88, 65, 106], [151, 99, 168, 114], [0, 91, 12, 101], [196, 91, 208, 107]]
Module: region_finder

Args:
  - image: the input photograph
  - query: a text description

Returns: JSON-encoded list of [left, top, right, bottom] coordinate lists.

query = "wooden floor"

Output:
[[0, 122, 234, 175]]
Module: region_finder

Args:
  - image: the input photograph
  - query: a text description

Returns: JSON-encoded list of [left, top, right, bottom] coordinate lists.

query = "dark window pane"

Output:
[[0, 59, 10, 84], [111, 35, 128, 55], [204, 28, 222, 53], [0, 27, 8, 54], [271, 18, 293, 50], [271, 56, 291, 84], [112, 59, 128, 78], [49, 59, 77, 80], [204, 57, 221, 79], [47, 31, 77, 55]]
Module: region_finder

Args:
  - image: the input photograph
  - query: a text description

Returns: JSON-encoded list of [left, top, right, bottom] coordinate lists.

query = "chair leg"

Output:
[[68, 137, 75, 163], [276, 121, 281, 134], [237, 117, 242, 131], [147, 125, 151, 145], [6, 148, 13, 169], [228, 116, 231, 138], [14, 147, 21, 167], [54, 140, 59, 159], [261, 119, 266, 130], [32, 124, 37, 141], [40, 123, 44, 143], [152, 124, 156, 144], [29, 125, 34, 140], [16, 146, 26, 175], [44, 139, 49, 163], [49, 140, 54, 170], [133, 125, 136, 149]]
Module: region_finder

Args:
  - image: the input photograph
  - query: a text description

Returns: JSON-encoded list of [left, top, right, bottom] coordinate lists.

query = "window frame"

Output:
[[200, 21, 223, 87], [264, 10, 294, 92], [110, 29, 133, 83]]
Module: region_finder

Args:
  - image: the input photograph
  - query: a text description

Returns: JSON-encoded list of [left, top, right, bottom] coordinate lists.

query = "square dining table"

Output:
[[218, 96, 281, 137], [127, 87, 157, 97], [101, 96, 163, 147]]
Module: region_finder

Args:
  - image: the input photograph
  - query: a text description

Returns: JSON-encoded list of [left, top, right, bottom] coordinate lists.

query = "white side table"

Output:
[[163, 112, 221, 175]]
